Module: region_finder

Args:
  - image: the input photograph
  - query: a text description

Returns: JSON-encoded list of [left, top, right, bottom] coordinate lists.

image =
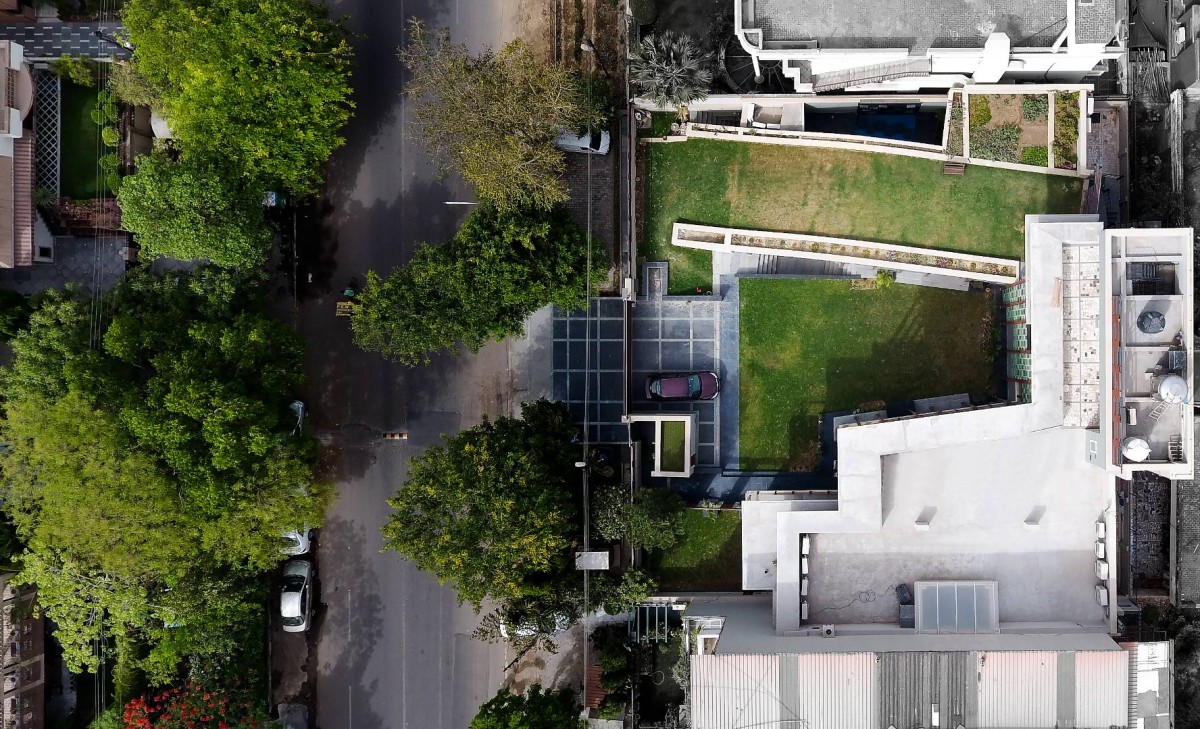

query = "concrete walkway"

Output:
[[0, 22, 129, 60]]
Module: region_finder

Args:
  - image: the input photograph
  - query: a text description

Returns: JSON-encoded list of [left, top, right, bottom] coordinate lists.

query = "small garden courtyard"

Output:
[[647, 508, 741, 591], [59, 80, 105, 200], [641, 139, 1083, 294], [739, 278, 996, 471]]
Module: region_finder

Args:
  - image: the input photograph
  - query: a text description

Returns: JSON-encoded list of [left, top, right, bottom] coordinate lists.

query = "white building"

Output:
[[0, 40, 34, 269], [733, 0, 1125, 92], [683, 217, 1190, 727]]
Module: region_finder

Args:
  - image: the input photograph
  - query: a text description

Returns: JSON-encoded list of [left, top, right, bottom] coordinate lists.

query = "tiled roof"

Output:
[[12, 134, 32, 266]]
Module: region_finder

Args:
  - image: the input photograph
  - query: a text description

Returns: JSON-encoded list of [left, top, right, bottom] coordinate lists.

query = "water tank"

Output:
[[1122, 437, 1151, 462], [1159, 374, 1189, 403], [1137, 310, 1167, 334]]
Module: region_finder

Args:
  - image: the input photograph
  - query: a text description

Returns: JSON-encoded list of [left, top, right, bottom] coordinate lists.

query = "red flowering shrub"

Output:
[[120, 682, 265, 729]]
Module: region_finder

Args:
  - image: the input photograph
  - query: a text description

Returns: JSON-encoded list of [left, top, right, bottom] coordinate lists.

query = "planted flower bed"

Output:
[[967, 93, 1050, 166], [1053, 91, 1081, 169], [729, 233, 1016, 277]]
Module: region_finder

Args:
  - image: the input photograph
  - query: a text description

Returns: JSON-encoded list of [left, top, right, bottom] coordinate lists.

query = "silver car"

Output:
[[280, 560, 313, 633], [280, 529, 312, 556]]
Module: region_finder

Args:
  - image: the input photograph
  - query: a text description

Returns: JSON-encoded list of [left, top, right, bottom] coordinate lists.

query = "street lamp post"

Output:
[[579, 39, 613, 80]]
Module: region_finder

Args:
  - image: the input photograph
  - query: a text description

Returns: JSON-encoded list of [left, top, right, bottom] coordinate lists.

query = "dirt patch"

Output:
[[986, 94, 1049, 148]]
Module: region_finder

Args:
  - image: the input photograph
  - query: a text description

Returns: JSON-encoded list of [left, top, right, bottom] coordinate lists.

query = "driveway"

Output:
[[296, 1, 540, 728]]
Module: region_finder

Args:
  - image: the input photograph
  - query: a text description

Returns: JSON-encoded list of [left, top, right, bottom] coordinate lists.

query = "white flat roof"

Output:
[[807, 428, 1112, 629]]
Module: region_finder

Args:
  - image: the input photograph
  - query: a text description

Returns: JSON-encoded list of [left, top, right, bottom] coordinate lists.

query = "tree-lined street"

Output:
[[301, 1, 549, 727]]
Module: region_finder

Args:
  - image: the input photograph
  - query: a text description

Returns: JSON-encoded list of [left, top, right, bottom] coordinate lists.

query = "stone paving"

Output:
[[1061, 242, 1102, 427], [0, 235, 125, 295], [0, 22, 130, 60], [1175, 417, 1200, 605], [1131, 471, 1171, 587], [629, 299, 720, 467], [562, 148, 615, 269]]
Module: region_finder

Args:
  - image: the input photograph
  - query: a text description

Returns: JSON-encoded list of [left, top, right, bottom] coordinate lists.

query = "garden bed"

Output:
[[968, 93, 1050, 166], [1054, 92, 1081, 170], [660, 420, 686, 473], [648, 509, 741, 591], [59, 81, 104, 200]]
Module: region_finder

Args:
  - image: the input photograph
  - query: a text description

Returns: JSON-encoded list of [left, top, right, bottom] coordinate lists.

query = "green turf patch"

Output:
[[739, 278, 996, 471], [660, 419, 686, 473], [641, 139, 1082, 294], [649, 509, 742, 592], [59, 81, 104, 200]]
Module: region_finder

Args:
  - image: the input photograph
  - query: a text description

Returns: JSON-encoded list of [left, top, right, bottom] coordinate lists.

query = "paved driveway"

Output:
[[629, 300, 720, 466]]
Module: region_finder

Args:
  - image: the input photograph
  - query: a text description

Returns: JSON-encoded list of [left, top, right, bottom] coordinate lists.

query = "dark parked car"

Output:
[[645, 372, 719, 401]]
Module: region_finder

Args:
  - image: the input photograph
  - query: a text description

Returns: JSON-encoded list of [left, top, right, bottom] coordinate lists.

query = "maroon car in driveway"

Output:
[[644, 372, 720, 401]]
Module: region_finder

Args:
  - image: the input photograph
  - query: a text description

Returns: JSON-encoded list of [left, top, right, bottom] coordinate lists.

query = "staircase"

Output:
[[1149, 400, 1170, 421], [756, 255, 779, 275], [811, 57, 932, 93]]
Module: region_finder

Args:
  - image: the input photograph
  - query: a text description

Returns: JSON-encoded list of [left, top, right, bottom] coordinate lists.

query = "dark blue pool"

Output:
[[805, 103, 946, 145]]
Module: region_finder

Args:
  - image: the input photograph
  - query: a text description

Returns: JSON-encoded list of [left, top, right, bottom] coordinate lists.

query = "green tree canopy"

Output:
[[593, 484, 685, 552], [0, 269, 324, 677], [118, 153, 272, 267], [469, 686, 584, 729], [123, 0, 353, 193], [629, 31, 712, 109], [398, 20, 598, 209], [382, 400, 580, 608], [353, 204, 592, 364]]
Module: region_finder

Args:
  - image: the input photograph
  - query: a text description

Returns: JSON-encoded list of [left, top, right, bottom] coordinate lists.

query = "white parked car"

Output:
[[280, 560, 313, 633], [555, 129, 610, 155], [280, 529, 312, 556]]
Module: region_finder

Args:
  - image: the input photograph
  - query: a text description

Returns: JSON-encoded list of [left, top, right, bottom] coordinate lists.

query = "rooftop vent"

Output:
[[1138, 310, 1167, 334], [1122, 437, 1151, 462]]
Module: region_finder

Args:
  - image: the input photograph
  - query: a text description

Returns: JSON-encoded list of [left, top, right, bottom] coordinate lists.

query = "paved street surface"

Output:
[[298, 1, 542, 728]]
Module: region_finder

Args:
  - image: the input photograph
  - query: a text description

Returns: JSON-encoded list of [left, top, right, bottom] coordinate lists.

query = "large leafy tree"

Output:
[[0, 269, 324, 677], [122, 0, 353, 194], [398, 20, 598, 209], [353, 204, 592, 364], [382, 400, 579, 608], [629, 31, 712, 109], [469, 686, 584, 729], [118, 153, 272, 267]]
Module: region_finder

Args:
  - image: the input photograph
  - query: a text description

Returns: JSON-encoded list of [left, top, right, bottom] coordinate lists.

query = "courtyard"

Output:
[[641, 139, 1083, 294], [738, 278, 996, 471]]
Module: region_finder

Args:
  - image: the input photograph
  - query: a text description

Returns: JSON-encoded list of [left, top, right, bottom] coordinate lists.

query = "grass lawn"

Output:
[[739, 278, 995, 471], [641, 139, 1082, 294], [649, 509, 742, 591], [660, 420, 686, 472], [59, 81, 103, 200]]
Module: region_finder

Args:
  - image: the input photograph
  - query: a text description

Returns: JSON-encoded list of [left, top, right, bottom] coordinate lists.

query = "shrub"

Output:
[[947, 96, 964, 156], [1053, 92, 1080, 167], [106, 172, 122, 194], [597, 696, 626, 721], [50, 55, 96, 87], [968, 95, 992, 127], [102, 125, 120, 147], [1020, 145, 1049, 166], [109, 61, 159, 108], [0, 288, 30, 341], [970, 122, 1020, 163], [1021, 94, 1049, 122], [99, 152, 120, 172], [874, 269, 895, 289], [591, 569, 657, 615]]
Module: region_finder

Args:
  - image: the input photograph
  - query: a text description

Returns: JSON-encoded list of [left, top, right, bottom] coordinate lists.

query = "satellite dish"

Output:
[[1122, 437, 1152, 462], [1138, 311, 1167, 334], [1159, 374, 1189, 404]]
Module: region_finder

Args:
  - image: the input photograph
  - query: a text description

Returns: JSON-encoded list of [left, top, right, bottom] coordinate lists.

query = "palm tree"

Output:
[[629, 31, 713, 109]]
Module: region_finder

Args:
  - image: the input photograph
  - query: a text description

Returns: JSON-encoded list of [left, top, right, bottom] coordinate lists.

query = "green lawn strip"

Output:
[[642, 139, 1082, 294], [659, 419, 686, 472], [739, 278, 995, 471], [59, 81, 103, 200], [649, 509, 742, 591]]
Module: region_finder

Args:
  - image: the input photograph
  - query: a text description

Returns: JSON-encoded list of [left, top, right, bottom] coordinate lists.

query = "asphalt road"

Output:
[[292, 2, 542, 728]]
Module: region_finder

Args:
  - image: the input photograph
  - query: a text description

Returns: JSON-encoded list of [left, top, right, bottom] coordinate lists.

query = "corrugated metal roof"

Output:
[[1074, 650, 1129, 728], [782, 653, 876, 729], [977, 651, 1058, 728], [690, 654, 779, 729], [878, 651, 975, 729]]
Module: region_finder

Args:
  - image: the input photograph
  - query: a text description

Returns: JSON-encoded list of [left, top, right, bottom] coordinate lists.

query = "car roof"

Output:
[[280, 591, 302, 618], [283, 560, 311, 578]]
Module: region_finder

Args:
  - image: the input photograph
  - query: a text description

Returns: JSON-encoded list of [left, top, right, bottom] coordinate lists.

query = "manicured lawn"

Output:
[[59, 81, 103, 200], [641, 139, 1082, 294], [649, 509, 742, 592], [660, 420, 686, 472], [739, 278, 995, 471]]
